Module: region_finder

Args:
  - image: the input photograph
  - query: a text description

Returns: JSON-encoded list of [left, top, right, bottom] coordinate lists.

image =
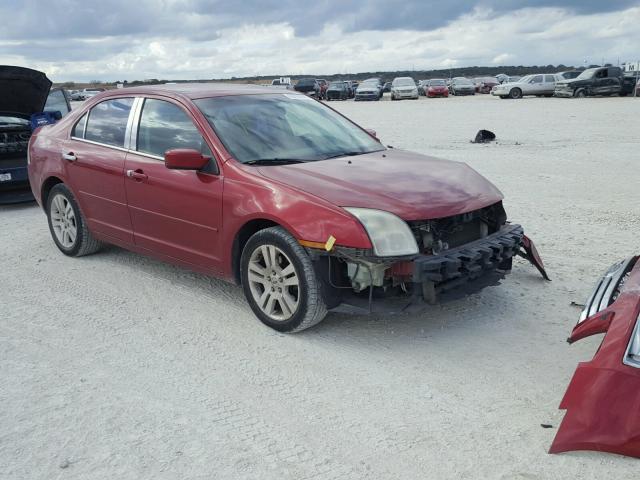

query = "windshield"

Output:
[[195, 94, 384, 164], [576, 68, 597, 80], [360, 80, 378, 87], [297, 79, 315, 86], [516, 75, 533, 83], [393, 78, 415, 86], [429, 79, 446, 86], [329, 82, 343, 88], [453, 78, 472, 85]]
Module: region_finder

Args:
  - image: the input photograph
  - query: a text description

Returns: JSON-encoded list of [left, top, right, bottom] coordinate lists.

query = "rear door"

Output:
[[592, 69, 609, 94], [123, 97, 223, 272], [64, 97, 135, 243], [542, 75, 557, 95]]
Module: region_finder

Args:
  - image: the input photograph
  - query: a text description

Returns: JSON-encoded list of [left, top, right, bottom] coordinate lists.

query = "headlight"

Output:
[[344, 207, 419, 257]]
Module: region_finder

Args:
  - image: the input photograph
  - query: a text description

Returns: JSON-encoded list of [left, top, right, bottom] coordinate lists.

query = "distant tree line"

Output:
[[57, 64, 616, 88]]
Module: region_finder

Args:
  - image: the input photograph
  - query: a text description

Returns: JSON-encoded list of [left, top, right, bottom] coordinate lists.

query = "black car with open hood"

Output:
[[0, 66, 70, 204]]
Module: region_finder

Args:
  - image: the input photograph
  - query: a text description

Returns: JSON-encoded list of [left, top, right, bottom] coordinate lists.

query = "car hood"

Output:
[[257, 149, 503, 220], [0, 65, 52, 119]]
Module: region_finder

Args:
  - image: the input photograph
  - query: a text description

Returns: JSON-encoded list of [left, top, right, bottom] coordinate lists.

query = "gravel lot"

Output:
[[2, 94, 639, 479]]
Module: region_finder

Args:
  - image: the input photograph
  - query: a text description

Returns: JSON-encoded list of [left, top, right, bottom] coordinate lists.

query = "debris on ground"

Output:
[[472, 129, 496, 143]]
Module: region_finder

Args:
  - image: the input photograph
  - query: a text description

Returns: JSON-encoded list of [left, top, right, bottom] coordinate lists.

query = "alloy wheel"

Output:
[[247, 244, 300, 321], [50, 193, 77, 248]]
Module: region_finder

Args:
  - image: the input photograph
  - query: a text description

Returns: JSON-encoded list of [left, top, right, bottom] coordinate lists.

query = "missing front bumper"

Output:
[[314, 223, 548, 313]]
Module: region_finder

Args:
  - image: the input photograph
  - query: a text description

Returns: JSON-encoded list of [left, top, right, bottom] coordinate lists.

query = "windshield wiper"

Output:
[[322, 151, 368, 160], [244, 158, 311, 166]]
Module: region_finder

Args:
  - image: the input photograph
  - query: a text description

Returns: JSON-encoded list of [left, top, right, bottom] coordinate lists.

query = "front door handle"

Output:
[[126, 169, 148, 181], [62, 152, 76, 162]]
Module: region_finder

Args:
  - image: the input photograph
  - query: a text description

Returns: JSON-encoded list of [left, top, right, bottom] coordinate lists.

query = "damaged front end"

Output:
[[306, 201, 549, 313], [550, 256, 640, 458]]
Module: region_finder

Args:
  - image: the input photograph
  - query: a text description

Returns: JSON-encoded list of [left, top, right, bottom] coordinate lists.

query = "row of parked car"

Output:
[[289, 67, 639, 102], [67, 88, 105, 101]]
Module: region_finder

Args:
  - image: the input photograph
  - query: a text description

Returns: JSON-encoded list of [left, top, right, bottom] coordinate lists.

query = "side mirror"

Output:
[[165, 149, 210, 170], [365, 128, 378, 139]]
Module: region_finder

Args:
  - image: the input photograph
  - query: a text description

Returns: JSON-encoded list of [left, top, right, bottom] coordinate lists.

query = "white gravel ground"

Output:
[[2, 94, 639, 479]]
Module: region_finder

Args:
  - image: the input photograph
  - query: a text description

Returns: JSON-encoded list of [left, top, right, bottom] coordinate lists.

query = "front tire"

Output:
[[46, 183, 102, 257], [574, 89, 587, 98], [509, 88, 522, 99], [240, 227, 327, 333]]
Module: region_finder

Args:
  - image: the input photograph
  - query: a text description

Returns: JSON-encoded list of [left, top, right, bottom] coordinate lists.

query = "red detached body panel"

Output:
[[550, 257, 640, 458]]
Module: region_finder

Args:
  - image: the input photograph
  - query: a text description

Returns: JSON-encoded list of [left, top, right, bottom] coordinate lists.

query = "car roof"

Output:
[[98, 83, 290, 100]]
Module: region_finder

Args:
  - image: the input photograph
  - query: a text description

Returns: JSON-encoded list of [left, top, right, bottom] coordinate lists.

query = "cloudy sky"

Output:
[[1, 0, 639, 82]]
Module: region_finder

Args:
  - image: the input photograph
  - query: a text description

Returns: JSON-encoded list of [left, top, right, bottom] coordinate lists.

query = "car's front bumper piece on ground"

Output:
[[550, 256, 640, 459]]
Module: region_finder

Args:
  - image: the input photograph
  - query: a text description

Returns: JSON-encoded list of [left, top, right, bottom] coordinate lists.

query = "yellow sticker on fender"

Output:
[[325, 235, 336, 251]]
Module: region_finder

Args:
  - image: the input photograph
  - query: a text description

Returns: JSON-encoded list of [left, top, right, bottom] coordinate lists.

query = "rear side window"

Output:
[[136, 99, 210, 158], [85, 98, 134, 147], [72, 113, 87, 138], [544, 75, 556, 83]]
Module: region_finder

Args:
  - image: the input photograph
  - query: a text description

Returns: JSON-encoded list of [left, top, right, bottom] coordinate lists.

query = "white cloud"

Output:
[[1, 5, 638, 81]]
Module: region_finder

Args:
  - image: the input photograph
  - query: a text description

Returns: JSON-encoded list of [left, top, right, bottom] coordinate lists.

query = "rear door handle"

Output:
[[126, 169, 148, 181], [62, 152, 76, 162]]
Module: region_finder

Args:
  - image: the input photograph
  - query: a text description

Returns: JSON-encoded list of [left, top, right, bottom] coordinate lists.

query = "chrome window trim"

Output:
[[68, 137, 130, 153], [127, 97, 145, 151], [68, 95, 222, 172], [130, 150, 164, 161], [623, 312, 640, 369]]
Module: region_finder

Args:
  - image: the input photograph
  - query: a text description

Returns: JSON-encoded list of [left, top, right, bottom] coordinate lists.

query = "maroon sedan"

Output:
[[28, 84, 547, 332], [426, 79, 449, 98], [474, 77, 500, 94]]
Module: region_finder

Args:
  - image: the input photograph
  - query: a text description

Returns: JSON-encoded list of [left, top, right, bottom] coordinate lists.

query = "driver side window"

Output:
[[137, 99, 212, 158], [530, 75, 543, 84]]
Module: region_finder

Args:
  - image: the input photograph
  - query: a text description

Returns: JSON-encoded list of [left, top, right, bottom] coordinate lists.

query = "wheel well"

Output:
[[41, 176, 64, 209], [231, 219, 280, 284]]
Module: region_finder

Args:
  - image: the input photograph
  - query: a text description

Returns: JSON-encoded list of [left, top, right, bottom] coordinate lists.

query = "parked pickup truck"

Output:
[[294, 78, 320, 97], [554, 66, 636, 98]]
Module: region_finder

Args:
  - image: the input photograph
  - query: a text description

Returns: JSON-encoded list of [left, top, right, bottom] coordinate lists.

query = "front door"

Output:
[[64, 97, 135, 243], [124, 97, 223, 272]]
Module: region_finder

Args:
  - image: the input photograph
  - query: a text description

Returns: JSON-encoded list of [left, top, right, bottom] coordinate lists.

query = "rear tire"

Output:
[[46, 183, 102, 257], [240, 227, 327, 333]]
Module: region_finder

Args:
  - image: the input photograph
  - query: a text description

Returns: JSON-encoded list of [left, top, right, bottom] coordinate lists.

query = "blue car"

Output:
[[0, 66, 71, 204]]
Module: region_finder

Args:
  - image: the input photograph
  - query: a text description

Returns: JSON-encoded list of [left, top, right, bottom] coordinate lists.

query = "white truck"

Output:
[[261, 77, 293, 90]]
